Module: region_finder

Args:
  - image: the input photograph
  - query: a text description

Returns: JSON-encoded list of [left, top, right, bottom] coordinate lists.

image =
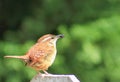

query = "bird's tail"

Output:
[[4, 55, 28, 60]]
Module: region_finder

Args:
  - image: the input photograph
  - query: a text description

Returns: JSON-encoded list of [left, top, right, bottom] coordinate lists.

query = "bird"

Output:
[[4, 34, 64, 75]]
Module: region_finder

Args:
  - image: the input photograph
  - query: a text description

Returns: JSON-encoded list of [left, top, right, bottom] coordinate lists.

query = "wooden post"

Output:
[[30, 74, 80, 82]]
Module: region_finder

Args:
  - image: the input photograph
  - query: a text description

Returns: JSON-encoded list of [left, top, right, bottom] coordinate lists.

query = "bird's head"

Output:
[[37, 34, 64, 45]]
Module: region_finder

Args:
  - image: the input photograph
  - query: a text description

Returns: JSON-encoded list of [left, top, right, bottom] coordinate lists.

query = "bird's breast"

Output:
[[45, 47, 57, 66]]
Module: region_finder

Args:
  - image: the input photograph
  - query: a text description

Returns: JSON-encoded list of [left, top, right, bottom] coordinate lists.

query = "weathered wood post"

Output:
[[30, 74, 80, 82]]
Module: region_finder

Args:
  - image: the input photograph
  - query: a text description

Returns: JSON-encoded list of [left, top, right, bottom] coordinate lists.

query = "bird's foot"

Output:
[[34, 70, 53, 79]]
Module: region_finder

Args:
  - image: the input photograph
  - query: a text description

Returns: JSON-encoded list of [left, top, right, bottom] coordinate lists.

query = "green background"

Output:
[[0, 0, 120, 82]]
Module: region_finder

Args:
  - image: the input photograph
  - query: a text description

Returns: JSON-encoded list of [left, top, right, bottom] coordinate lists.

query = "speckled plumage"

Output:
[[4, 34, 64, 74]]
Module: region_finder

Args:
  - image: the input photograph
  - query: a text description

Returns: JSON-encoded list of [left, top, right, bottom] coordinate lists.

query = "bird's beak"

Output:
[[56, 34, 64, 38]]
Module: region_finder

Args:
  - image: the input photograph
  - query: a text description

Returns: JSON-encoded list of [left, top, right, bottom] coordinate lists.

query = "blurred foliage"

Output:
[[0, 0, 120, 82]]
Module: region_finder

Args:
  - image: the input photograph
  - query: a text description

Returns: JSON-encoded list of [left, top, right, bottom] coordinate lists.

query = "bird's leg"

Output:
[[43, 70, 53, 75], [43, 70, 49, 75], [35, 70, 50, 79], [35, 70, 49, 79]]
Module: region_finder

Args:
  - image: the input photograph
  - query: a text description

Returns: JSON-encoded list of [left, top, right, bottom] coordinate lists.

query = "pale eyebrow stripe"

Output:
[[41, 37, 51, 42]]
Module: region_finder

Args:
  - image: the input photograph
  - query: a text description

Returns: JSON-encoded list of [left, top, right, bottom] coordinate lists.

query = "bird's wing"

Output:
[[26, 43, 48, 65]]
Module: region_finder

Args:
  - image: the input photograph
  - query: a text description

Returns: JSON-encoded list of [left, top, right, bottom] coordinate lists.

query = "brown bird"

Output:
[[4, 34, 64, 74]]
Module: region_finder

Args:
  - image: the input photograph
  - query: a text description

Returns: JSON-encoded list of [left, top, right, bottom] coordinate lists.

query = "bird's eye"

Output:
[[51, 37, 54, 39]]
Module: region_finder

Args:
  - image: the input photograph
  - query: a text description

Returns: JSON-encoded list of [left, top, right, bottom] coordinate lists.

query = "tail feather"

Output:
[[4, 55, 28, 60]]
